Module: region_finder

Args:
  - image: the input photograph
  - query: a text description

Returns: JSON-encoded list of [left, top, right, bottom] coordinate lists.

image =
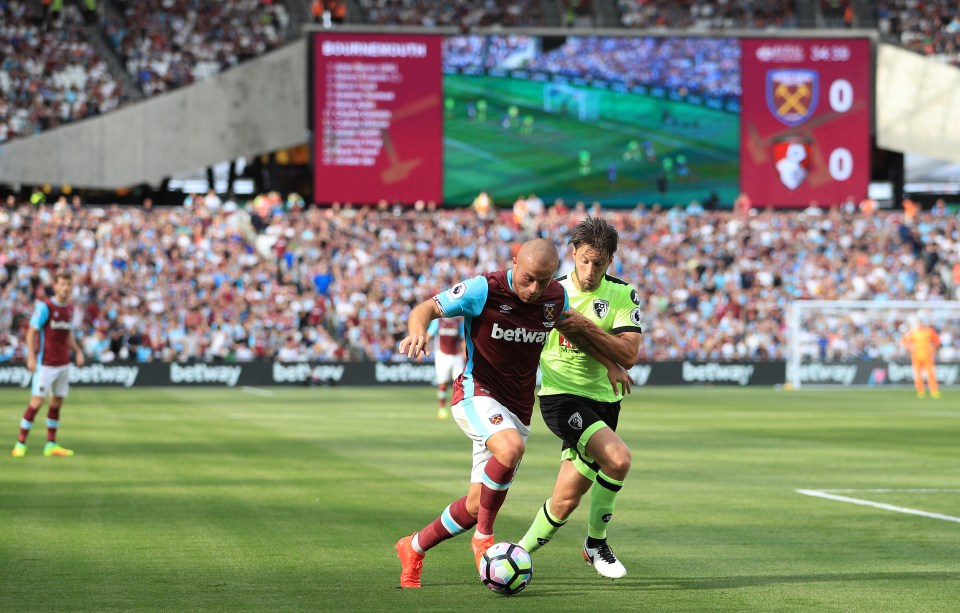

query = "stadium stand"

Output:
[[356, 0, 544, 27], [876, 0, 960, 67], [0, 2, 124, 143], [100, 0, 289, 96], [617, 0, 797, 30], [0, 197, 957, 364]]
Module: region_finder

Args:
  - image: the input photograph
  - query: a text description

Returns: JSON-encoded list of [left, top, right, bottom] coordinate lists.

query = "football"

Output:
[[479, 542, 533, 595]]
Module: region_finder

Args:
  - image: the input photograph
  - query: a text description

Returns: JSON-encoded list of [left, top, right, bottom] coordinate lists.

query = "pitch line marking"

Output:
[[241, 386, 275, 397], [819, 489, 960, 494], [796, 489, 960, 524]]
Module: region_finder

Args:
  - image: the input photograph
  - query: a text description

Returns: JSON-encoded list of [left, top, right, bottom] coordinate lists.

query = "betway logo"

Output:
[[887, 363, 960, 386], [0, 366, 32, 387], [71, 364, 139, 387], [491, 322, 548, 344], [170, 363, 242, 386], [375, 362, 435, 383], [273, 363, 345, 383], [682, 362, 754, 386], [628, 364, 652, 386], [791, 363, 858, 385], [0, 365, 139, 387], [49, 320, 72, 330]]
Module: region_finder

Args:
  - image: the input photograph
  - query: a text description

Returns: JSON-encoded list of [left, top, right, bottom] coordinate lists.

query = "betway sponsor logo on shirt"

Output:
[[682, 362, 755, 386], [491, 322, 548, 344], [170, 363, 243, 386], [49, 320, 72, 330], [273, 363, 345, 383]]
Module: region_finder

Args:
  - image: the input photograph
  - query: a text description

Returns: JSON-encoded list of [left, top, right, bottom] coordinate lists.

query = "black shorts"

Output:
[[539, 393, 621, 460]]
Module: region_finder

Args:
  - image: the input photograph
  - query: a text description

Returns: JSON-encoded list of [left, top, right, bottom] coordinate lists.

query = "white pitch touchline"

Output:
[[796, 489, 960, 524], [241, 386, 275, 397], [819, 489, 960, 494]]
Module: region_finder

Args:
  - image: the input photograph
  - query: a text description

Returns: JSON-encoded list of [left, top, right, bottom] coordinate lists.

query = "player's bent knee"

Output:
[[486, 431, 525, 467], [493, 445, 524, 468], [603, 446, 632, 477]]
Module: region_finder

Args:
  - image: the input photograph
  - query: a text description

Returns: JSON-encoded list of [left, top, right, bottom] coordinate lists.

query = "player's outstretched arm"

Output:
[[398, 299, 443, 359], [557, 308, 641, 368]]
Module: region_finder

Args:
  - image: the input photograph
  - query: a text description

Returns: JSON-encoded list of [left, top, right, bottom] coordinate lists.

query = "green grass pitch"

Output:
[[2, 386, 959, 611], [443, 74, 741, 207]]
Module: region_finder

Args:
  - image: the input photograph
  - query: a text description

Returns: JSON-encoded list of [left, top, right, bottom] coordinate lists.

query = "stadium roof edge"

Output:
[[303, 24, 879, 42]]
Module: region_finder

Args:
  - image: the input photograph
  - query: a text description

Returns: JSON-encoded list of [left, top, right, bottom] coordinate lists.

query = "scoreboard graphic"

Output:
[[740, 39, 871, 207], [311, 34, 443, 204], [310, 33, 873, 208]]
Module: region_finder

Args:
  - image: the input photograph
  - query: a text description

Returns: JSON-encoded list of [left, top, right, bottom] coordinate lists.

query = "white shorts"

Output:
[[451, 396, 530, 483], [31, 364, 70, 398], [434, 351, 465, 385]]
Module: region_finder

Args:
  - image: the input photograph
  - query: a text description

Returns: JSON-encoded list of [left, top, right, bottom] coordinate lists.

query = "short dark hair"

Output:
[[568, 216, 618, 259], [54, 270, 72, 282]]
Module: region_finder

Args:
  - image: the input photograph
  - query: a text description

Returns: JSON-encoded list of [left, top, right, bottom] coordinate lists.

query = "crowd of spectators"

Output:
[[442, 35, 741, 98], [357, 0, 543, 28], [101, 0, 289, 96], [876, 0, 960, 67], [1, 193, 958, 365], [618, 0, 797, 30], [525, 36, 742, 97], [0, 1, 124, 143]]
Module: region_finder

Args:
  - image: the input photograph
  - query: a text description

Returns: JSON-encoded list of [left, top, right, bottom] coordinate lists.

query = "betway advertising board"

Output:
[[0, 362, 956, 388]]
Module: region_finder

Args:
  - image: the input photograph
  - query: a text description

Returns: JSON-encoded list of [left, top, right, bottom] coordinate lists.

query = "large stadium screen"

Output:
[[311, 33, 870, 208], [740, 39, 872, 207]]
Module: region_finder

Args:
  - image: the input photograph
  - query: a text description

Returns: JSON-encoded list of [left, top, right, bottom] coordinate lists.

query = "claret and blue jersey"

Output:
[[433, 270, 568, 425], [29, 298, 74, 367]]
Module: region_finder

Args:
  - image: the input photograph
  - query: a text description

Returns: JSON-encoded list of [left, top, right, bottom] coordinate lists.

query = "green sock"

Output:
[[587, 471, 624, 540], [518, 499, 566, 553]]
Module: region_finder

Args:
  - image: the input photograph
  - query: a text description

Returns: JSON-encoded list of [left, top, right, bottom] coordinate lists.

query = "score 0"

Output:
[[826, 78, 854, 182]]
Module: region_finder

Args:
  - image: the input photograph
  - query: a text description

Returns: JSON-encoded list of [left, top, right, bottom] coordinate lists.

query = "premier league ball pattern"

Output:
[[479, 542, 533, 596]]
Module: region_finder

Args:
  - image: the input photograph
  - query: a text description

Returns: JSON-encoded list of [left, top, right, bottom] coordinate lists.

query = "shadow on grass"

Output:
[[525, 571, 960, 593]]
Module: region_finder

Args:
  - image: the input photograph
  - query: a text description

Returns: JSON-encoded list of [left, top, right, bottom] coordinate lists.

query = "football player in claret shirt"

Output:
[[12, 271, 85, 458], [393, 239, 631, 588]]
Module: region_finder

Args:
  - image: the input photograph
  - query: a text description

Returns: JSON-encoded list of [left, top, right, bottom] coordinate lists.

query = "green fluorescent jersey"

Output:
[[539, 274, 643, 403]]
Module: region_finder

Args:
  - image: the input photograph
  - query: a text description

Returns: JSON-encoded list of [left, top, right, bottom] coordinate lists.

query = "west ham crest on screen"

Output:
[[489, 413, 503, 425], [766, 69, 819, 127], [543, 302, 557, 321]]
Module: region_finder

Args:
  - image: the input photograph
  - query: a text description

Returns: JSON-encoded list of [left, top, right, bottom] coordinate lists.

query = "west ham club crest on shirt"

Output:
[[543, 302, 557, 327]]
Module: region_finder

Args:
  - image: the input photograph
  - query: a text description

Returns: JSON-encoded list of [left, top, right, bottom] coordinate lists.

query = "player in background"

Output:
[[394, 239, 631, 588], [517, 217, 642, 579], [425, 316, 465, 419], [12, 271, 86, 457], [901, 317, 941, 399]]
